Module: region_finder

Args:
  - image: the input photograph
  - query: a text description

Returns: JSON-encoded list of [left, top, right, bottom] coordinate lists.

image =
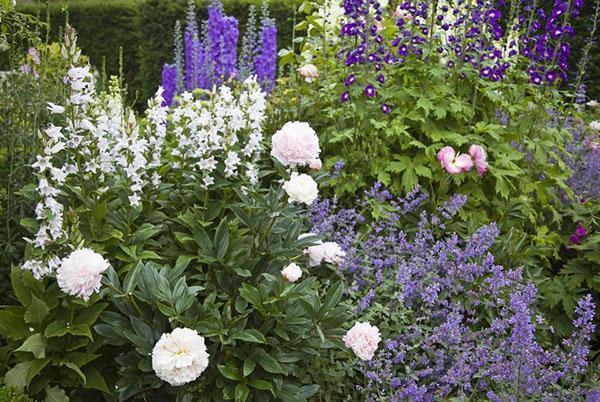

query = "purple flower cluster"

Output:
[[570, 224, 589, 245], [160, 0, 277, 105], [521, 0, 584, 85], [206, 1, 239, 85], [161, 63, 177, 106], [312, 184, 596, 399], [336, 0, 584, 111], [254, 17, 277, 93]]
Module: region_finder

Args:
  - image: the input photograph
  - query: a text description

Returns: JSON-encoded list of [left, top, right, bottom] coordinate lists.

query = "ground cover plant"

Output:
[[0, 0, 599, 400]]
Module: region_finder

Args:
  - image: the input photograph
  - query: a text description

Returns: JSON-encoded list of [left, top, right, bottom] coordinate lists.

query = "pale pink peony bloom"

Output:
[[343, 322, 381, 361], [468, 144, 488, 176], [306, 241, 346, 267], [56, 248, 110, 301], [309, 158, 322, 171], [437, 146, 473, 174], [297, 64, 319, 82], [271, 122, 320, 167], [281, 263, 303, 282]]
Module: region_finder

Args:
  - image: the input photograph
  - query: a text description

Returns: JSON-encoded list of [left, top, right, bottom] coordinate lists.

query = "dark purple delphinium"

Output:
[[312, 183, 596, 400], [161, 63, 177, 106], [254, 15, 277, 93], [238, 5, 259, 81], [521, 0, 584, 85], [206, 1, 239, 85]]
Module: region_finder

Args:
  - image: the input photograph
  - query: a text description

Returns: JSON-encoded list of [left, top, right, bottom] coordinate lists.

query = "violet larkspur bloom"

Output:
[[381, 103, 391, 114], [340, 91, 350, 103], [364, 84, 376, 98]]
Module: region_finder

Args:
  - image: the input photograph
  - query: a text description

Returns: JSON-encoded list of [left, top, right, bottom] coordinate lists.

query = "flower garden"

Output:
[[0, 0, 599, 400]]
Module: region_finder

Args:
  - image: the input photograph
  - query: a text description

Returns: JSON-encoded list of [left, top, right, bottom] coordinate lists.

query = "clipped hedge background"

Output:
[[18, 0, 297, 108]]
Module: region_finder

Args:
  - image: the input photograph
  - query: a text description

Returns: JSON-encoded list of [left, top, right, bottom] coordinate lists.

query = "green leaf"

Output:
[[15, 333, 47, 358], [214, 218, 230, 260], [235, 384, 250, 402], [24, 295, 49, 325], [4, 361, 33, 391], [124, 262, 144, 294], [231, 329, 266, 344], [44, 321, 70, 338], [249, 379, 272, 391], [60, 361, 86, 384], [243, 358, 256, 377], [84, 367, 111, 394], [218, 364, 242, 381], [70, 324, 93, 341], [45, 386, 69, 402], [0, 307, 29, 340], [74, 303, 107, 326], [254, 350, 284, 374]]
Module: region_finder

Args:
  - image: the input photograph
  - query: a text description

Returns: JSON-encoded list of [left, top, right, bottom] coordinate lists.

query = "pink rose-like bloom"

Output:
[[468, 144, 488, 176], [437, 146, 473, 174], [281, 263, 303, 282], [305, 241, 346, 267], [309, 158, 322, 171], [56, 248, 110, 301], [271, 122, 320, 167], [343, 322, 381, 361]]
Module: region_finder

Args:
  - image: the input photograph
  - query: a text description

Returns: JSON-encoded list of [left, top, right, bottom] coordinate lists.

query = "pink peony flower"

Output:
[[437, 146, 473, 174], [56, 248, 110, 301], [271, 122, 320, 167], [343, 322, 381, 361], [468, 144, 488, 176], [309, 158, 322, 171], [297, 64, 319, 82]]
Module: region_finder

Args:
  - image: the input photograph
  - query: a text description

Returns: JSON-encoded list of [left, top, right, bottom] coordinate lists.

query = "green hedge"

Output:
[[18, 0, 297, 108]]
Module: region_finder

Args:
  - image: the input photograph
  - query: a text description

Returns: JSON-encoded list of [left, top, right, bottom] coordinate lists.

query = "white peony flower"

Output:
[[56, 248, 109, 301], [271, 121, 320, 167], [152, 327, 209, 386], [297, 64, 319, 82], [281, 263, 303, 282], [283, 173, 319, 205], [305, 241, 346, 267], [343, 322, 381, 361]]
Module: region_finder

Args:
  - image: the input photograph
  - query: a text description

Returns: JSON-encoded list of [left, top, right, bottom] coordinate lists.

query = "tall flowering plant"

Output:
[[161, 0, 278, 105], [1, 25, 349, 401]]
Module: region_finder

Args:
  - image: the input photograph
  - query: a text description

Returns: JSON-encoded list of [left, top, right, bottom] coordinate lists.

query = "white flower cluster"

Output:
[[170, 77, 267, 188]]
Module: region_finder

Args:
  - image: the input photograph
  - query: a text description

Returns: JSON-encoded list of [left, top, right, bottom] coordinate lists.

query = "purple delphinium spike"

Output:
[[254, 16, 277, 92], [161, 63, 177, 106]]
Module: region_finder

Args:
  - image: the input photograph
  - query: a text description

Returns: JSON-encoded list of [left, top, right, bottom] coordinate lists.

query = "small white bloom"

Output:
[[152, 327, 209, 386], [283, 173, 319, 205], [281, 263, 303, 282], [32, 155, 53, 172], [47, 102, 65, 114], [56, 248, 110, 301], [343, 322, 381, 361], [589, 121, 600, 131], [586, 100, 598, 108]]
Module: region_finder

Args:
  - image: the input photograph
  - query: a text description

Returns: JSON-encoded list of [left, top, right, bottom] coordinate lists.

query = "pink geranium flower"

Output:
[[469, 145, 488, 176], [437, 146, 473, 174]]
